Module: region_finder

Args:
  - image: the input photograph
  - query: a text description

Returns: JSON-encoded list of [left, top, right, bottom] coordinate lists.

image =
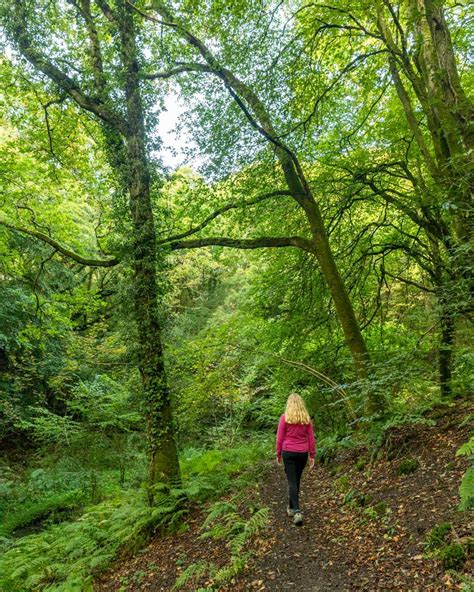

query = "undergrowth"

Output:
[[0, 489, 85, 538], [172, 499, 269, 591], [0, 487, 184, 592], [456, 435, 474, 511], [0, 437, 271, 592]]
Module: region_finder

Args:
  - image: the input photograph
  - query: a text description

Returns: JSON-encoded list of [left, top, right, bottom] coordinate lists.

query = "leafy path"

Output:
[[96, 406, 473, 591]]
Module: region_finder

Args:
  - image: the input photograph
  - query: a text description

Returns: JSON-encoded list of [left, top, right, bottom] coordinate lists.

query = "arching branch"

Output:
[[168, 235, 315, 253], [0, 219, 120, 268], [128, 1, 310, 196], [157, 189, 293, 245], [143, 62, 213, 79]]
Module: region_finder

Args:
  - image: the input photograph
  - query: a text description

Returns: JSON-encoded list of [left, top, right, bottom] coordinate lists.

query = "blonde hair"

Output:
[[284, 393, 310, 425]]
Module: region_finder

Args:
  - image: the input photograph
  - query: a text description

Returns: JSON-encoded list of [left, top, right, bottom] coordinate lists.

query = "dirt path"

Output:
[[228, 407, 473, 592], [96, 406, 473, 591]]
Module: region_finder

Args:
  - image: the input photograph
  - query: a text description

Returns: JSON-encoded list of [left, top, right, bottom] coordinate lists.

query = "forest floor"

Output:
[[96, 405, 473, 592]]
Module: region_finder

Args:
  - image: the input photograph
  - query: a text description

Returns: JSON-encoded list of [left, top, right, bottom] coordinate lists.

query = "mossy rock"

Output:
[[397, 458, 420, 476], [439, 543, 466, 570]]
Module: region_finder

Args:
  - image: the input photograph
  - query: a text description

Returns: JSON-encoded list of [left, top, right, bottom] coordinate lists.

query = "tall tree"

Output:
[[2, 0, 180, 500], [132, 2, 384, 414], [292, 0, 472, 396]]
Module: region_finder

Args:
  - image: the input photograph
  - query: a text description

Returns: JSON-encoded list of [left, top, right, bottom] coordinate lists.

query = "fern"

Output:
[[0, 489, 183, 591], [456, 436, 474, 459], [171, 560, 216, 591], [456, 436, 474, 511], [200, 501, 237, 529], [459, 466, 474, 511], [213, 553, 249, 585], [229, 507, 269, 555], [172, 502, 269, 591]]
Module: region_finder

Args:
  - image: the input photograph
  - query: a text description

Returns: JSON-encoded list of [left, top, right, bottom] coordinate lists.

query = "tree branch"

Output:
[[0, 219, 120, 267], [386, 55, 438, 175], [94, 0, 116, 23], [74, 0, 107, 94], [129, 1, 311, 199], [143, 62, 212, 80], [11, 5, 127, 135], [157, 189, 293, 244], [286, 49, 388, 137], [168, 235, 315, 253], [384, 270, 435, 293]]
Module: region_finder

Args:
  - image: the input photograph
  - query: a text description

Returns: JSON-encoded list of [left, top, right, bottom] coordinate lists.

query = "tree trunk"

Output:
[[279, 155, 384, 415], [149, 3, 381, 413], [429, 237, 456, 399], [9, 0, 181, 501], [118, 1, 180, 501], [378, 0, 473, 244], [439, 306, 454, 399]]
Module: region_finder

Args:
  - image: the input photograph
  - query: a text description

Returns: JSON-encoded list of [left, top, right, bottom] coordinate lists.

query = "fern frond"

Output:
[[171, 560, 215, 591], [459, 466, 474, 511], [229, 507, 269, 554], [456, 436, 474, 458], [201, 501, 237, 530], [213, 553, 249, 585]]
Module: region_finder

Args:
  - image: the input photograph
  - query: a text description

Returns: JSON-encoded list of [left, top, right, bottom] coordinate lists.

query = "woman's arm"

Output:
[[308, 420, 316, 461], [276, 415, 286, 461]]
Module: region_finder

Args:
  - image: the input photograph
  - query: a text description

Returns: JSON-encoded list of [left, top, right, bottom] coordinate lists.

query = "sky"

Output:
[[157, 92, 192, 170]]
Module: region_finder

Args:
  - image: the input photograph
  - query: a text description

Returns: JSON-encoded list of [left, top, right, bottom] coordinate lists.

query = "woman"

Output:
[[276, 393, 316, 525]]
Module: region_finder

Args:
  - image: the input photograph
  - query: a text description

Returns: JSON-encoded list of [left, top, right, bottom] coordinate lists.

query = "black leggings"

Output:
[[282, 450, 308, 511]]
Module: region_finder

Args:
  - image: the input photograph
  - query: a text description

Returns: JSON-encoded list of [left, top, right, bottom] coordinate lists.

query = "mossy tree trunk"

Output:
[[117, 1, 181, 500], [9, 0, 181, 503]]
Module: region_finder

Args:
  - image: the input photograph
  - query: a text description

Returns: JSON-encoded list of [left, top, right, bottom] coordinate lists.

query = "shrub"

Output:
[[425, 522, 452, 550], [180, 438, 271, 500]]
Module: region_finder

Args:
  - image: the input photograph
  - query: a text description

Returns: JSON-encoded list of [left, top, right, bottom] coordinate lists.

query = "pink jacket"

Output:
[[276, 414, 316, 459]]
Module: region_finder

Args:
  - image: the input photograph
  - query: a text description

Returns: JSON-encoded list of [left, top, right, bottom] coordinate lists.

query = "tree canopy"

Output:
[[0, 1, 472, 589]]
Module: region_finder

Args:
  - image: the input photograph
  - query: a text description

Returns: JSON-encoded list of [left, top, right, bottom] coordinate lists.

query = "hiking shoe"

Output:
[[287, 506, 295, 517], [293, 511, 303, 526]]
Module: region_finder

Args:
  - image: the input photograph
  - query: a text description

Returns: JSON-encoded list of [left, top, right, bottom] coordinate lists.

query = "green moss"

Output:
[[397, 458, 420, 476], [439, 543, 466, 570]]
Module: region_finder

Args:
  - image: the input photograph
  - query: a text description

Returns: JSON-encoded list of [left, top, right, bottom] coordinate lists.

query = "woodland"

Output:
[[0, 0, 473, 590]]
